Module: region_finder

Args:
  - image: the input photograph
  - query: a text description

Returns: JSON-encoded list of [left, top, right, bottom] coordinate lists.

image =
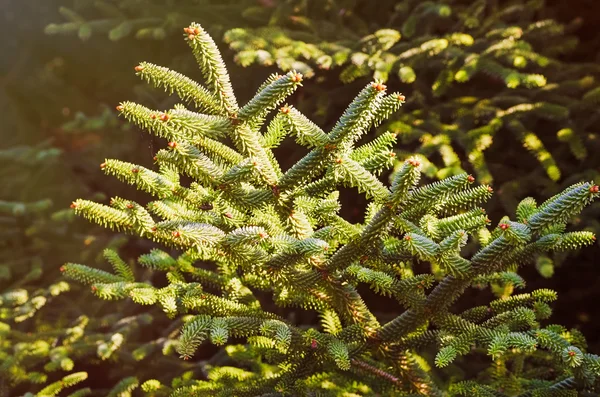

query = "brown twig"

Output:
[[350, 358, 404, 388]]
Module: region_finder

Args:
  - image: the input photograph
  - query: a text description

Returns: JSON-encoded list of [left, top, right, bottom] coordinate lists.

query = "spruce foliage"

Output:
[[0, 142, 109, 394], [0, 140, 188, 396], [223, 0, 600, 186], [60, 23, 600, 395], [221, 0, 600, 280], [47, 0, 600, 281]]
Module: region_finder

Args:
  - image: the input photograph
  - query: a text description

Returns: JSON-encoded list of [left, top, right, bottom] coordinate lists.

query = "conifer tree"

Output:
[[47, 0, 599, 281], [60, 23, 600, 395]]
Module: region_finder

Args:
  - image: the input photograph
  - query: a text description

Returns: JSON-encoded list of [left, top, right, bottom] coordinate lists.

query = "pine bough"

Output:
[[63, 23, 600, 396]]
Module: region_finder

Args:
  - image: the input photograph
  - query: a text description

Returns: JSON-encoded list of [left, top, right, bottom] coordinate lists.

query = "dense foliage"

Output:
[[0, 1, 598, 395], [60, 24, 600, 395], [45, 0, 600, 280], [225, 0, 600, 183], [0, 138, 176, 396]]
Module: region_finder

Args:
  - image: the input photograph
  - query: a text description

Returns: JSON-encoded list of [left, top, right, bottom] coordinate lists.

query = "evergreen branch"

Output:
[[59, 21, 600, 396], [238, 71, 303, 125], [186, 23, 238, 114], [135, 62, 223, 115]]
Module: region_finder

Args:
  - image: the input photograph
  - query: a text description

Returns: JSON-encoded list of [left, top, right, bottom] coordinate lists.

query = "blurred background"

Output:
[[1, 0, 599, 395]]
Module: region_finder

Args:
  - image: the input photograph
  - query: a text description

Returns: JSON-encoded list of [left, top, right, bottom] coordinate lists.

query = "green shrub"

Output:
[[61, 23, 600, 396], [47, 0, 600, 279]]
